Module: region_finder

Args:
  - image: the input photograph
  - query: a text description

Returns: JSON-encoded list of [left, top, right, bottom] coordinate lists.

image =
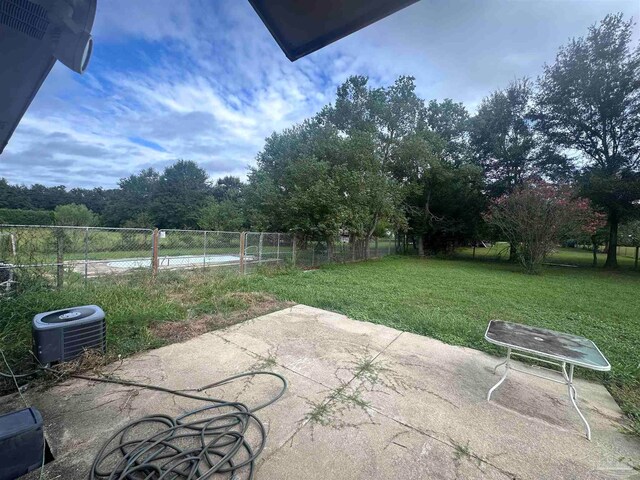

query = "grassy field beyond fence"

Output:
[[456, 242, 640, 268], [0, 253, 638, 435]]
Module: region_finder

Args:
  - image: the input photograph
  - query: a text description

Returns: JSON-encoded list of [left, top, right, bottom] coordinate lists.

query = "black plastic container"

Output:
[[0, 407, 44, 480]]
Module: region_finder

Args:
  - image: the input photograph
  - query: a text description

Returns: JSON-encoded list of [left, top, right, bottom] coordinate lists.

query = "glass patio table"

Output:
[[484, 320, 610, 440]]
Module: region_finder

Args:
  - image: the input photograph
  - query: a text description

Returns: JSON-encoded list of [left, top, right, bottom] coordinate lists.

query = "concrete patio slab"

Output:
[[216, 305, 402, 388], [355, 330, 639, 480], [2, 304, 638, 480]]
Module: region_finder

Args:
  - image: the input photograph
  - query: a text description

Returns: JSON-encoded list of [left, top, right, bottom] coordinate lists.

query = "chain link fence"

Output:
[[0, 225, 396, 291], [156, 230, 242, 272]]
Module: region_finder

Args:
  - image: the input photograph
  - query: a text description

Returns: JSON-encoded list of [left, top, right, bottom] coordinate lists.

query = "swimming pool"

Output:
[[107, 254, 242, 269]]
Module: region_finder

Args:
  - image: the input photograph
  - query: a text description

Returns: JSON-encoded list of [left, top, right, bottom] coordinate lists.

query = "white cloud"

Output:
[[1, 0, 638, 187]]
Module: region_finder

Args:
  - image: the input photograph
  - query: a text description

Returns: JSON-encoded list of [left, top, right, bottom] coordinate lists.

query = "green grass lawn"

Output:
[[456, 242, 639, 268], [0, 254, 638, 434]]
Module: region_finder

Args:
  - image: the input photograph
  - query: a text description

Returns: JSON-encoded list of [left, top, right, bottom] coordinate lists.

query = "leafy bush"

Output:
[[0, 208, 54, 225], [54, 204, 98, 226]]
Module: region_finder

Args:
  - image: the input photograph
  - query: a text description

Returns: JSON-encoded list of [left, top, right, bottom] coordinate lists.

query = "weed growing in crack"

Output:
[[453, 440, 472, 461], [250, 351, 278, 371], [305, 400, 334, 426]]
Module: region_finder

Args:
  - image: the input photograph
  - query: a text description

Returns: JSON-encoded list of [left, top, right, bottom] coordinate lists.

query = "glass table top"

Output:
[[485, 320, 610, 371]]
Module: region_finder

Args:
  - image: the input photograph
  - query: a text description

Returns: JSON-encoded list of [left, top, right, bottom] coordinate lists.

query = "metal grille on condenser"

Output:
[[0, 0, 49, 40], [62, 321, 106, 361]]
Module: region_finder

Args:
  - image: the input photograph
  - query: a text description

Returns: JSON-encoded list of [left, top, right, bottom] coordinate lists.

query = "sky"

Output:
[[1, 0, 639, 189]]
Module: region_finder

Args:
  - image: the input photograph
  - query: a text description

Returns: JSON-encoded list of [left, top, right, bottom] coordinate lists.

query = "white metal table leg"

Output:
[[487, 348, 511, 401], [563, 363, 591, 440], [492, 357, 508, 374]]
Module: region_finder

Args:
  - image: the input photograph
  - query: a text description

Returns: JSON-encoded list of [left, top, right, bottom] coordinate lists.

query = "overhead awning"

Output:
[[0, 0, 97, 154], [0, 0, 419, 155], [248, 0, 419, 61]]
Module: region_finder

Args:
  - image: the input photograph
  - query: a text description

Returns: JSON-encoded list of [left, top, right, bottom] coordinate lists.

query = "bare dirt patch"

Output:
[[151, 292, 293, 344]]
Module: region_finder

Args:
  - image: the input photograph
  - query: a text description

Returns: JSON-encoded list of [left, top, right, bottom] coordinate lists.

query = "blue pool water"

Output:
[[107, 254, 241, 269]]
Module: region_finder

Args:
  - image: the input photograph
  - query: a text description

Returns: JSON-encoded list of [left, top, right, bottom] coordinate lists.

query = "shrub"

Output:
[[485, 182, 600, 273], [0, 208, 54, 225]]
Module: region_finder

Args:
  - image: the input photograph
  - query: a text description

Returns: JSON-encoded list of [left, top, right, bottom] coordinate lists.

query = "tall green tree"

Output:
[[391, 131, 484, 254], [325, 76, 421, 249], [425, 99, 470, 164], [198, 198, 246, 232], [470, 79, 537, 197], [534, 13, 640, 267], [151, 160, 210, 229], [103, 168, 159, 226], [0, 179, 31, 209], [28, 184, 68, 210], [211, 176, 244, 202], [246, 119, 345, 240]]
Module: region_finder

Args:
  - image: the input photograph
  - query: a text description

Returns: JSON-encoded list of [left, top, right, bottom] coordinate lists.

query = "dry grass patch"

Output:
[[151, 292, 293, 344]]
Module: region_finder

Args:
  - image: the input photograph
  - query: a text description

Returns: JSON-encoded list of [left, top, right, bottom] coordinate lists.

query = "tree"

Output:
[[54, 204, 98, 226], [425, 99, 470, 164], [28, 184, 69, 210], [67, 187, 112, 215], [391, 131, 485, 254], [211, 176, 244, 202], [470, 79, 538, 197], [324, 76, 421, 252], [0, 178, 31, 209], [198, 198, 246, 232], [486, 182, 597, 274], [246, 119, 346, 240], [103, 168, 159, 226], [534, 14, 640, 268], [151, 160, 210, 229], [575, 209, 608, 268]]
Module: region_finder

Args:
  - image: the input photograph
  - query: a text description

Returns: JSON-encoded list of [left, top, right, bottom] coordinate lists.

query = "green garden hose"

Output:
[[75, 371, 287, 480]]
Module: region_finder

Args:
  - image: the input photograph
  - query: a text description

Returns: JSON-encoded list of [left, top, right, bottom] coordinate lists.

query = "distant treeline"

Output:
[[0, 161, 244, 230]]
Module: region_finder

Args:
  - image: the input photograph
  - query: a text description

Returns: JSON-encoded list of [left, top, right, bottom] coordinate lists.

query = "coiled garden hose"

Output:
[[75, 371, 287, 480]]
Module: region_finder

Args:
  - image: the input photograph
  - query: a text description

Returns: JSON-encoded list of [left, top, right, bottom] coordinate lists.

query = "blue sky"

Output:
[[1, 0, 638, 188]]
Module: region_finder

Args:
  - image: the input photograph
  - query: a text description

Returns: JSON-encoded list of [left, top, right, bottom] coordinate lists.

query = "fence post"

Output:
[[152, 228, 159, 278], [239, 232, 245, 274], [292, 235, 297, 267], [276, 233, 280, 262], [84, 227, 89, 286], [203, 231, 207, 271], [55, 229, 64, 289], [10, 233, 16, 257], [258, 232, 263, 265]]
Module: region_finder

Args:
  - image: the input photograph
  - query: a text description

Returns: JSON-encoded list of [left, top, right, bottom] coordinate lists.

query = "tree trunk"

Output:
[[635, 246, 639, 270], [604, 216, 619, 268], [509, 243, 517, 262], [417, 234, 425, 257], [591, 235, 598, 268]]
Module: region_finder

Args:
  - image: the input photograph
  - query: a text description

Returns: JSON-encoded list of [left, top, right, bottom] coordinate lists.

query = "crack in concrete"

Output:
[[367, 403, 517, 479]]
